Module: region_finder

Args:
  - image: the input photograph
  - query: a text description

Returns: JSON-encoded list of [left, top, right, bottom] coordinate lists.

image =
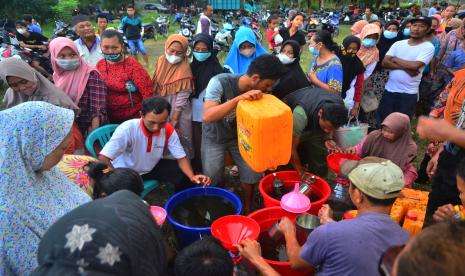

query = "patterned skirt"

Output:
[[363, 69, 390, 127]]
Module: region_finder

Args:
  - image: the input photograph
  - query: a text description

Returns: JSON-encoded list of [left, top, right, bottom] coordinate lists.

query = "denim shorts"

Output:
[[127, 38, 147, 55], [201, 136, 262, 185]]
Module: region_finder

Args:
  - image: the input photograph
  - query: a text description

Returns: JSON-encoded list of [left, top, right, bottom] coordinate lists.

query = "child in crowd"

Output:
[[265, 14, 282, 53], [346, 112, 418, 187], [86, 161, 144, 199], [433, 158, 465, 222]]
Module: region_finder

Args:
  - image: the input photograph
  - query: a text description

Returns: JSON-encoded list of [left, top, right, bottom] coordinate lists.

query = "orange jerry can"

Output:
[[236, 94, 293, 173]]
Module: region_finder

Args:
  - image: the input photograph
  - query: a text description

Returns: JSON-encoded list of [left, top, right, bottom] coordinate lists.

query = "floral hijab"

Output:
[[0, 101, 90, 275], [31, 190, 167, 276]]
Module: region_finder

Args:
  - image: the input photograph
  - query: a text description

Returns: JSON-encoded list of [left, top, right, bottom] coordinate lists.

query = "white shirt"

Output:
[[74, 37, 104, 66], [385, 39, 435, 94], [100, 119, 186, 175]]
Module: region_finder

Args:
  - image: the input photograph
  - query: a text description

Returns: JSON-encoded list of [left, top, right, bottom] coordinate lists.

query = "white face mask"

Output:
[[277, 53, 295, 65], [240, 48, 255, 58], [165, 53, 183, 64], [56, 59, 80, 71], [16, 28, 26, 35]]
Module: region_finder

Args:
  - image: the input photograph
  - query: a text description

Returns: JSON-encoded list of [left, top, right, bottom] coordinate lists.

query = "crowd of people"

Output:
[[2, 2, 465, 276]]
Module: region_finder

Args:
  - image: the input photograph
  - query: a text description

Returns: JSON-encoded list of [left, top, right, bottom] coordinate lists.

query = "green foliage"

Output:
[[52, 0, 79, 21], [0, 0, 58, 21], [101, 0, 127, 13]]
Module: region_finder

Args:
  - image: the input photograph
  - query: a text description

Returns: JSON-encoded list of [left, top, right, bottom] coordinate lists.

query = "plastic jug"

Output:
[[236, 94, 293, 172]]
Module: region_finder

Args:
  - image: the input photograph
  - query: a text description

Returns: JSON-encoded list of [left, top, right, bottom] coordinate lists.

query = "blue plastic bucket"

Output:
[[165, 187, 242, 249]]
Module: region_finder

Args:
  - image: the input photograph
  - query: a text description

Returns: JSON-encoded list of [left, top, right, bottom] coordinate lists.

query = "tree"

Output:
[[0, 0, 58, 21], [52, 0, 79, 22]]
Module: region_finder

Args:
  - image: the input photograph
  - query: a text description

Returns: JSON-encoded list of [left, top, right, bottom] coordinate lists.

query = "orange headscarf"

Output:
[[153, 34, 194, 96], [357, 23, 380, 67], [351, 20, 369, 36]]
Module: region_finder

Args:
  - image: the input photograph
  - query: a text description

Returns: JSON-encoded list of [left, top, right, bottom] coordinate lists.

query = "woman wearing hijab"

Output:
[[96, 30, 154, 123], [31, 190, 167, 276], [351, 20, 369, 37], [272, 40, 310, 99], [224, 26, 267, 74], [337, 36, 365, 117], [363, 21, 400, 125], [357, 23, 380, 80], [347, 112, 418, 187], [438, 18, 464, 66], [49, 37, 108, 136], [0, 102, 90, 275], [190, 33, 227, 171], [153, 34, 194, 156], [0, 58, 78, 112]]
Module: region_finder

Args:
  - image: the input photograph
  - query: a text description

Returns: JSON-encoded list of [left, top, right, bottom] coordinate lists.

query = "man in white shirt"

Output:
[[362, 7, 379, 21], [72, 14, 104, 66], [99, 97, 211, 191], [377, 16, 434, 126], [196, 5, 213, 35]]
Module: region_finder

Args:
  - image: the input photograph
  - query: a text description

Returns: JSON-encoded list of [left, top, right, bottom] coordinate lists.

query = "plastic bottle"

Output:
[[403, 210, 423, 236], [272, 173, 285, 199], [453, 205, 465, 220], [299, 174, 316, 197]]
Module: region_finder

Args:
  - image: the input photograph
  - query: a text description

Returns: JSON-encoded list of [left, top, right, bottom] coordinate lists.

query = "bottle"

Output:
[[453, 205, 465, 220], [300, 174, 316, 196], [268, 220, 283, 240], [272, 173, 285, 199], [403, 210, 422, 236]]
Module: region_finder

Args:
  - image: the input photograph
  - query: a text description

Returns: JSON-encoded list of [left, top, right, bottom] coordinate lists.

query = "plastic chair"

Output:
[[84, 124, 119, 158]]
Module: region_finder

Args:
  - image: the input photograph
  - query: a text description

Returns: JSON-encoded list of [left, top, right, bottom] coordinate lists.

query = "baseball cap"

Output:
[[340, 157, 405, 199], [410, 16, 432, 28]]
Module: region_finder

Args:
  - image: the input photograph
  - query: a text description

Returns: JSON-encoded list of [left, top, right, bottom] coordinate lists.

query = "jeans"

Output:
[[127, 38, 147, 55], [376, 90, 417, 127]]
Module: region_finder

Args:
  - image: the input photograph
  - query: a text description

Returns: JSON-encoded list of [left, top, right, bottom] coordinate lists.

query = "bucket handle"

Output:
[[345, 116, 361, 127]]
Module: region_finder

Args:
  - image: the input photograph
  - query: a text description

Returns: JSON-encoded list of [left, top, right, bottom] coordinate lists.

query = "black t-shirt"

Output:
[[16, 32, 48, 46], [279, 28, 307, 47]]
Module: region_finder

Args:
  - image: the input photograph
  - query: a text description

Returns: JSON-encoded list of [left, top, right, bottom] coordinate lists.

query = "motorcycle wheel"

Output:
[[254, 30, 263, 41]]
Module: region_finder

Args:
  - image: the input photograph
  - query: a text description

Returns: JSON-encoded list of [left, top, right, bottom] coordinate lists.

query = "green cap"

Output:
[[340, 156, 405, 199]]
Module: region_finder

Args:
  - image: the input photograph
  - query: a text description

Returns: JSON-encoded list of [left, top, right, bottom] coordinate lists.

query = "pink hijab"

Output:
[[49, 37, 97, 104], [432, 14, 444, 35], [351, 20, 369, 36], [357, 24, 380, 67]]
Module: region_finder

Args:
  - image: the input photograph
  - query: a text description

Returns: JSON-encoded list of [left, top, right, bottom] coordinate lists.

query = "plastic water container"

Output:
[[236, 94, 293, 172], [259, 171, 331, 215], [248, 207, 314, 276], [165, 187, 242, 249]]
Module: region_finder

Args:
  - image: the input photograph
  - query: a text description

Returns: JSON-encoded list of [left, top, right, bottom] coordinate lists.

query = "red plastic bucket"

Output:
[[248, 207, 314, 276], [259, 171, 331, 215]]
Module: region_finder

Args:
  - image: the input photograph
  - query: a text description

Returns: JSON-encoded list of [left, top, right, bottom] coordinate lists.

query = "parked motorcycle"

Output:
[[178, 15, 195, 55], [52, 20, 79, 41], [154, 15, 170, 40]]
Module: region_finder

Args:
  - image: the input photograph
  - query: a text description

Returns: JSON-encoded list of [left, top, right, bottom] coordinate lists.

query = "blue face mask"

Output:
[[362, 38, 377, 48], [383, 30, 398, 39], [193, 51, 211, 62], [403, 28, 411, 37], [103, 52, 123, 62], [309, 46, 320, 56]]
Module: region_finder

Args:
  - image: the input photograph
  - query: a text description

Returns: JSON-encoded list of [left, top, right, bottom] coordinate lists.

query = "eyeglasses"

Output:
[[378, 244, 406, 276]]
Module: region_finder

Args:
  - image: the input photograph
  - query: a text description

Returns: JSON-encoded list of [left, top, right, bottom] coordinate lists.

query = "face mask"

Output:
[[383, 30, 398, 39], [165, 53, 183, 64], [240, 48, 255, 58], [103, 52, 123, 62], [16, 28, 26, 35], [309, 46, 320, 56], [445, 27, 453, 33], [56, 58, 80, 71], [193, 51, 211, 62], [277, 53, 296, 65], [403, 28, 411, 37], [362, 38, 377, 48]]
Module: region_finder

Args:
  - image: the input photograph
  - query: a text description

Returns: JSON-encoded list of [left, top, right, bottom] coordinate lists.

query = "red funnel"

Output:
[[211, 215, 261, 253], [326, 153, 361, 175]]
